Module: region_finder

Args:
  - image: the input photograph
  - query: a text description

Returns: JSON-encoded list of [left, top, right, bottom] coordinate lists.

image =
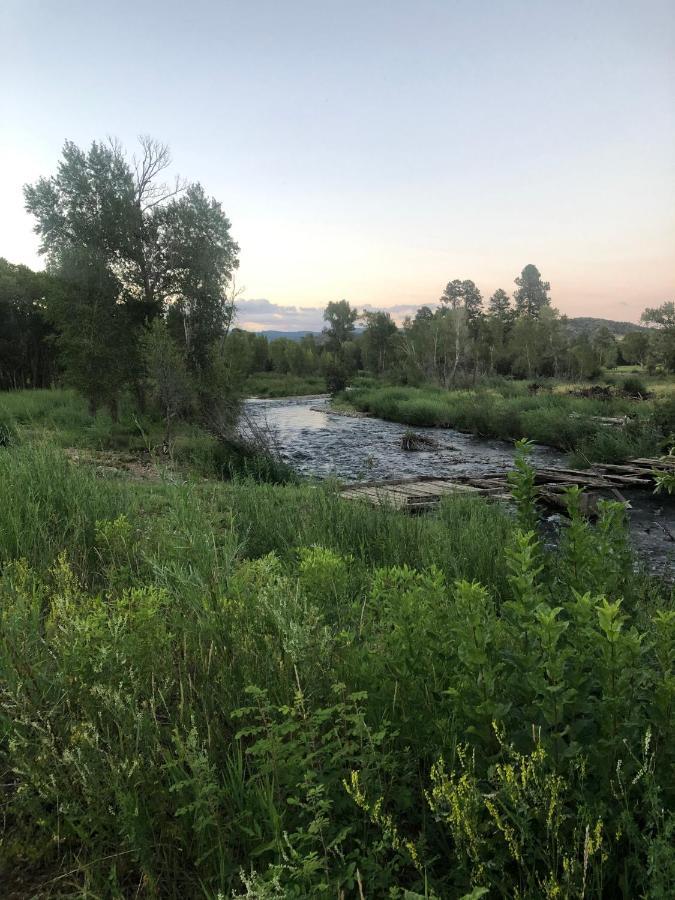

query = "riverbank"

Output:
[[340, 379, 675, 464], [244, 372, 326, 397]]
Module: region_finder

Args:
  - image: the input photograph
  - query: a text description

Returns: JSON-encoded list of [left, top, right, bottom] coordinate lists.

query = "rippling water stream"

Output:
[[244, 395, 675, 570], [245, 395, 567, 480]]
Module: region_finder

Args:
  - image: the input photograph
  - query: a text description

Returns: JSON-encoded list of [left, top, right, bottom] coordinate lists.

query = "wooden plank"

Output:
[[410, 482, 476, 496], [632, 457, 675, 470], [595, 464, 651, 475], [396, 484, 443, 498], [632, 457, 675, 466], [599, 475, 652, 486]]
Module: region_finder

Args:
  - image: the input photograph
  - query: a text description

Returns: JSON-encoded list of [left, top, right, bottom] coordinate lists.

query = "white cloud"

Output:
[[235, 299, 325, 332], [235, 298, 438, 332]]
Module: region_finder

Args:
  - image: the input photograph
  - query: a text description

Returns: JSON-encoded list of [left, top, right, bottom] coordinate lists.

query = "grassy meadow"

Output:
[[0, 388, 674, 897]]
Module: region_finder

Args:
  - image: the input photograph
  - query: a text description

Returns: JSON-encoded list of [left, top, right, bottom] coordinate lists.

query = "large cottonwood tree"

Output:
[[24, 137, 239, 415]]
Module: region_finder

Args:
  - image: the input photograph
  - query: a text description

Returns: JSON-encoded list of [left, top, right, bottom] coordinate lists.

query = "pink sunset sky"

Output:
[[1, 0, 673, 329]]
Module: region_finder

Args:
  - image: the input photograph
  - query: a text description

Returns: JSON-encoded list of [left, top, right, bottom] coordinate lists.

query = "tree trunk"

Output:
[[134, 380, 147, 414]]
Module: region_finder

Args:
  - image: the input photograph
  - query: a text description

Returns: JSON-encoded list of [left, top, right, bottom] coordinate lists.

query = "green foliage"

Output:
[[508, 439, 538, 532], [514, 263, 551, 318], [0, 416, 18, 448], [642, 302, 675, 372], [142, 319, 195, 440], [0, 438, 672, 896], [0, 257, 59, 390], [0, 443, 130, 575], [162, 182, 239, 373], [425, 734, 607, 897], [651, 394, 675, 438], [361, 309, 399, 374], [653, 448, 675, 495], [322, 299, 358, 357]]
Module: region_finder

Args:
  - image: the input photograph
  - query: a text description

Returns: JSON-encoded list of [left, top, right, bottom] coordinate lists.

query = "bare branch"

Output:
[[222, 276, 245, 339], [133, 135, 186, 210]]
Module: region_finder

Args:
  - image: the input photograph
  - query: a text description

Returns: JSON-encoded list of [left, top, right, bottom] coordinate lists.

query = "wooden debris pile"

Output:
[[340, 477, 482, 511], [568, 412, 630, 427], [401, 432, 439, 451], [399, 431, 457, 452], [339, 456, 672, 515], [567, 385, 614, 401]]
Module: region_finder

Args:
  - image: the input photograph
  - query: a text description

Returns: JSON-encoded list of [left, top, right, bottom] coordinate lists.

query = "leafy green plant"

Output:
[[507, 438, 539, 533]]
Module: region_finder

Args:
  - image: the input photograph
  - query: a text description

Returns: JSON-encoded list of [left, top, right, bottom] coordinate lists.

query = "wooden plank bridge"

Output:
[[339, 456, 675, 514]]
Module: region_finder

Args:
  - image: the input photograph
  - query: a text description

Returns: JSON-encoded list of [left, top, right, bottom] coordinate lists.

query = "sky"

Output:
[[1, 0, 673, 330]]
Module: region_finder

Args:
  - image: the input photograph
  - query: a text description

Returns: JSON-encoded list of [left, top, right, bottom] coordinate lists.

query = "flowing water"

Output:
[[245, 395, 675, 571]]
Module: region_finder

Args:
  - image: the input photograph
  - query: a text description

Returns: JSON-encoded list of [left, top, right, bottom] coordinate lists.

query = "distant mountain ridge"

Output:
[[259, 327, 364, 341], [566, 317, 649, 336], [259, 317, 648, 341], [258, 330, 315, 342]]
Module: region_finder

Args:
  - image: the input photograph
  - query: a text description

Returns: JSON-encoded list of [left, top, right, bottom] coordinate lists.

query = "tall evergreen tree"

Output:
[[513, 264, 550, 318], [486, 289, 514, 373], [460, 279, 483, 323], [439, 279, 464, 310], [488, 288, 513, 320]]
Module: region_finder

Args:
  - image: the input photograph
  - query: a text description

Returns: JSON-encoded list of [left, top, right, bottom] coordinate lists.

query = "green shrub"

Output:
[[244, 373, 327, 398], [652, 395, 675, 438], [623, 375, 648, 397], [0, 420, 17, 447]]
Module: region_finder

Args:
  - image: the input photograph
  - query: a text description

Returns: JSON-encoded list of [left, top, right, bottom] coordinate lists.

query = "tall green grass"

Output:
[[0, 388, 297, 483], [0, 440, 672, 896], [0, 444, 511, 590], [346, 382, 667, 462], [0, 388, 157, 450], [0, 443, 131, 574]]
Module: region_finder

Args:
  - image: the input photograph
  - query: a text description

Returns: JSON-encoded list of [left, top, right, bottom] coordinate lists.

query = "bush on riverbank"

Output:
[[0, 438, 673, 897]]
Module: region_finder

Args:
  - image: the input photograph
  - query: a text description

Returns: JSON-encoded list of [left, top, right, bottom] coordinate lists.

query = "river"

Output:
[[244, 395, 675, 571]]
